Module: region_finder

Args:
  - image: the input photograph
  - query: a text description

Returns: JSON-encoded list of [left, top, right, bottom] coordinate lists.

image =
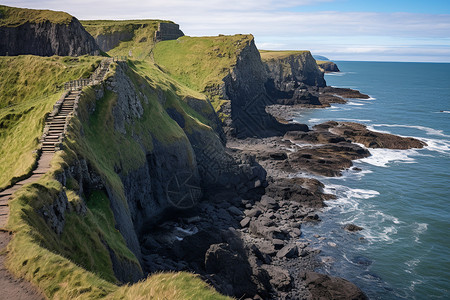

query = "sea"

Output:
[[294, 61, 450, 299]]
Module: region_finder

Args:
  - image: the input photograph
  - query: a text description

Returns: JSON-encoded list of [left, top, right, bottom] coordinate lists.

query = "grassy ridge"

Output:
[[81, 20, 173, 60], [259, 49, 310, 61], [0, 55, 100, 190], [153, 34, 252, 93], [0, 5, 72, 26], [4, 57, 229, 298]]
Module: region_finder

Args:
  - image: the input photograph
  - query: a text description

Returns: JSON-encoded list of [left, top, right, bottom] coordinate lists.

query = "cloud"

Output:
[[3, 0, 450, 61]]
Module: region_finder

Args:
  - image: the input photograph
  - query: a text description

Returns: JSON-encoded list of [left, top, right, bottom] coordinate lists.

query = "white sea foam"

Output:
[[348, 102, 365, 106], [308, 118, 323, 123], [421, 137, 450, 154], [356, 148, 418, 167], [371, 124, 450, 138], [335, 118, 372, 123]]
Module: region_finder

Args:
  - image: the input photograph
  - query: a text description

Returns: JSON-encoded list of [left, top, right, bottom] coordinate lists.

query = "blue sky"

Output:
[[3, 0, 450, 62]]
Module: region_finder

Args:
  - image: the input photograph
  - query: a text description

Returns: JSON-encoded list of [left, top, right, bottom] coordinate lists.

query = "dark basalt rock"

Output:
[[301, 271, 368, 300], [287, 142, 370, 177], [0, 18, 100, 56], [318, 121, 427, 149], [344, 224, 364, 232]]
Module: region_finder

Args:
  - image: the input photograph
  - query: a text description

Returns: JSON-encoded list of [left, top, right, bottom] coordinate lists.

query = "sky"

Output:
[[3, 0, 450, 62]]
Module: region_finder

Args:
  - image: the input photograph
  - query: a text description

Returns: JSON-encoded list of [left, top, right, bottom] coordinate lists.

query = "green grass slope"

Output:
[[81, 20, 173, 59], [0, 55, 101, 190], [3, 55, 229, 298], [259, 49, 310, 61], [154, 34, 252, 93], [0, 5, 72, 26]]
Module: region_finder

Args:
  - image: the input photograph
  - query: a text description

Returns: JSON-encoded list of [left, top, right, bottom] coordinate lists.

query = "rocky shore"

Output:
[[139, 86, 425, 299]]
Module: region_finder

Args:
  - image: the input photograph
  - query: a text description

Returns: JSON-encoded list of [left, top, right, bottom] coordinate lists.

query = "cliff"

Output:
[[81, 20, 182, 57], [260, 50, 326, 88], [154, 35, 308, 138], [316, 60, 340, 73], [0, 5, 100, 56]]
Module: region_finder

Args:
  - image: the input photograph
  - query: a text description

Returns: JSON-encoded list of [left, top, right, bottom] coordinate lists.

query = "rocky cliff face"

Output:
[[317, 60, 340, 73], [262, 51, 326, 89], [94, 30, 134, 52], [221, 39, 308, 138], [66, 61, 267, 281], [0, 18, 100, 56], [154, 22, 184, 42]]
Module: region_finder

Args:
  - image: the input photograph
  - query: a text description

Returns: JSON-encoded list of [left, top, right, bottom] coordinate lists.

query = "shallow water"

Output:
[[295, 61, 450, 299]]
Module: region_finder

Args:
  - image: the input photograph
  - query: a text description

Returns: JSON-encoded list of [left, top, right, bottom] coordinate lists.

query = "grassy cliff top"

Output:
[[0, 5, 73, 27], [154, 34, 253, 93], [259, 50, 310, 61], [81, 19, 173, 37]]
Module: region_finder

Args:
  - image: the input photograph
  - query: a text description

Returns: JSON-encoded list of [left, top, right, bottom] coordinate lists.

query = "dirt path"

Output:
[[0, 231, 45, 300], [0, 59, 112, 299]]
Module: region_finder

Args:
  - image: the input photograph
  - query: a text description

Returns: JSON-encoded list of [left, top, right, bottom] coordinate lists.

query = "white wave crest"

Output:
[[356, 148, 418, 167], [371, 124, 450, 138]]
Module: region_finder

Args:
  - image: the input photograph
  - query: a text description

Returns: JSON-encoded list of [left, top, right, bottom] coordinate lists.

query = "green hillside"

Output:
[[0, 5, 72, 26]]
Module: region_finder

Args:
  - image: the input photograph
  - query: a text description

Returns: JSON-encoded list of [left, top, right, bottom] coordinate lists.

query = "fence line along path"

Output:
[[0, 58, 112, 229]]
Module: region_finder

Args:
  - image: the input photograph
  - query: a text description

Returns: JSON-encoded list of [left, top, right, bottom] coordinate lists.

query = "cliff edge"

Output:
[[0, 5, 100, 56]]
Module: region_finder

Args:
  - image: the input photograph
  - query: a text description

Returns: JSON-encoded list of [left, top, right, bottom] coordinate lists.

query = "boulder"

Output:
[[301, 271, 368, 300]]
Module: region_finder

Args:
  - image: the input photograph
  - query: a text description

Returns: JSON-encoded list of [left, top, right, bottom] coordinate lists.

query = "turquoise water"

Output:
[[296, 61, 450, 299]]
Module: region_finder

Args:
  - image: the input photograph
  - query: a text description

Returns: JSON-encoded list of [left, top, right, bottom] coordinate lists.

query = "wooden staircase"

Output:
[[0, 58, 112, 229]]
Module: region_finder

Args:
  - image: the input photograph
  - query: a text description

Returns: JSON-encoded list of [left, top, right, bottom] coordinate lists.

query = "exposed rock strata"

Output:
[[222, 39, 308, 138], [0, 18, 100, 56], [316, 61, 340, 73]]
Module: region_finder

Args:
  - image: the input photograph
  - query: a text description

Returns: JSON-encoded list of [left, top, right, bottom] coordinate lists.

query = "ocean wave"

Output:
[[421, 137, 450, 154], [335, 118, 372, 122], [308, 118, 323, 123], [356, 148, 418, 167], [348, 102, 365, 106], [370, 124, 450, 138]]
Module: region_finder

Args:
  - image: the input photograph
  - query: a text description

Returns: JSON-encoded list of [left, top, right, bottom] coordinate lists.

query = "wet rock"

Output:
[[344, 223, 364, 232], [301, 271, 368, 300], [318, 121, 427, 149]]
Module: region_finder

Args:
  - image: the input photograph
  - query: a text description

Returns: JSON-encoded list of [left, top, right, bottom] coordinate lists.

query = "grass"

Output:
[[0, 55, 100, 190], [259, 50, 310, 61], [112, 272, 230, 300], [81, 20, 174, 60], [3, 57, 231, 299], [153, 34, 253, 94], [0, 5, 73, 27]]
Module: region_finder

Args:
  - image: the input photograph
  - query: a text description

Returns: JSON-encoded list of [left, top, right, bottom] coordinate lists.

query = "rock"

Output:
[[228, 205, 243, 216], [287, 142, 370, 177], [260, 195, 279, 210], [256, 241, 277, 257], [301, 271, 368, 300], [328, 242, 337, 247], [261, 265, 292, 291], [240, 217, 251, 228], [245, 208, 262, 218], [317, 121, 427, 149], [269, 152, 288, 160], [276, 244, 298, 259], [344, 224, 364, 232], [272, 239, 285, 250], [0, 8, 100, 57], [205, 243, 271, 298]]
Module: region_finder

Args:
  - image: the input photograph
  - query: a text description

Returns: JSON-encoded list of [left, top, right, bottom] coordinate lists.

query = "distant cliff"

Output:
[[260, 50, 326, 88], [316, 60, 340, 73], [81, 20, 183, 53], [0, 5, 99, 56]]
